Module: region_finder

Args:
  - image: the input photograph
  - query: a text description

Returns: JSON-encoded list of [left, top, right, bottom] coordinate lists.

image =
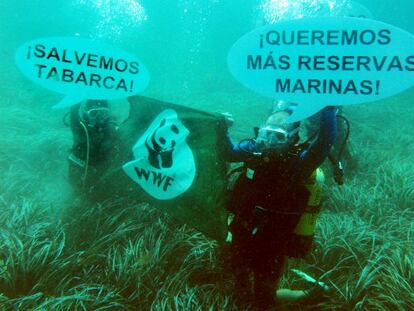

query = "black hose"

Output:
[[328, 114, 351, 185], [79, 121, 90, 187], [335, 115, 351, 161]]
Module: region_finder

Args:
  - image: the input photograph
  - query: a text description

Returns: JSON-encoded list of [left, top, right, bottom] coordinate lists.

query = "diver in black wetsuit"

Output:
[[225, 101, 337, 309], [68, 100, 118, 191]]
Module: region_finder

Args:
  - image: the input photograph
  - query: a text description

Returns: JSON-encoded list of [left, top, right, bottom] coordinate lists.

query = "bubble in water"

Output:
[[259, 0, 350, 24], [75, 0, 147, 41]]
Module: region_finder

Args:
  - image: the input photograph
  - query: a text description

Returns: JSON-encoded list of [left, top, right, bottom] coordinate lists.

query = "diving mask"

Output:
[[256, 125, 299, 149], [80, 100, 110, 127]]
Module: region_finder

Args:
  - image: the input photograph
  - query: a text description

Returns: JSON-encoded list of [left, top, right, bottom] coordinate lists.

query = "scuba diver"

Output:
[[224, 101, 337, 310], [67, 99, 119, 191]]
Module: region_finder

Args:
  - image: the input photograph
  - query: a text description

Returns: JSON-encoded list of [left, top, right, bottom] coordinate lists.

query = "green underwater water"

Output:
[[0, 0, 414, 310]]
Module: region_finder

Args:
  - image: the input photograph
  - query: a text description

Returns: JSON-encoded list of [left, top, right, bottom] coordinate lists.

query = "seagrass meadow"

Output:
[[1, 74, 414, 310], [1, 0, 414, 310]]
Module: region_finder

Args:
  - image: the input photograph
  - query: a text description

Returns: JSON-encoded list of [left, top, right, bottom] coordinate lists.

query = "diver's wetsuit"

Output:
[[225, 106, 336, 309], [68, 104, 118, 190]]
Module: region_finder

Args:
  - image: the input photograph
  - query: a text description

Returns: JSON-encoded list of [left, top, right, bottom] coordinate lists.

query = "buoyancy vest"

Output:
[[231, 146, 309, 219], [227, 145, 325, 243]]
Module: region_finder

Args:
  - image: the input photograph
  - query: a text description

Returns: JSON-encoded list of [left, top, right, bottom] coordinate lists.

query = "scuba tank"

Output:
[[294, 168, 325, 237], [286, 167, 324, 258]]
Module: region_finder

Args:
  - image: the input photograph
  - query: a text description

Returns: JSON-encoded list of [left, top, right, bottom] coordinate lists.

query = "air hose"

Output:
[[334, 115, 350, 161], [329, 114, 351, 185], [79, 121, 90, 187]]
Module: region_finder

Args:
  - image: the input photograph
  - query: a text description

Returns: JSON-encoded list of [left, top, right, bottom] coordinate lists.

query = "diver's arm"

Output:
[[299, 106, 337, 179], [222, 112, 251, 162], [224, 134, 256, 162]]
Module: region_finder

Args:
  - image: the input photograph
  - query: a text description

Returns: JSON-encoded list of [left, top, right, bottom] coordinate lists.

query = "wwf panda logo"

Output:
[[145, 118, 180, 169], [123, 109, 196, 200]]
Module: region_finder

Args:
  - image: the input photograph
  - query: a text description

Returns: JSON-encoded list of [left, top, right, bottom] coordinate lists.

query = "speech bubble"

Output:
[[227, 17, 414, 122], [15, 37, 150, 108]]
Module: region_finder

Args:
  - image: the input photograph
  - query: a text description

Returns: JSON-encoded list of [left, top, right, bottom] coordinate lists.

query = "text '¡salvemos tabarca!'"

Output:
[[247, 54, 414, 95], [28, 44, 139, 92]]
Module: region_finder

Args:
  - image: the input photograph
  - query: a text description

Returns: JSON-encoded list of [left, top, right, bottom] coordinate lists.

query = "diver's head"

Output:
[[79, 100, 110, 127], [256, 101, 300, 153]]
